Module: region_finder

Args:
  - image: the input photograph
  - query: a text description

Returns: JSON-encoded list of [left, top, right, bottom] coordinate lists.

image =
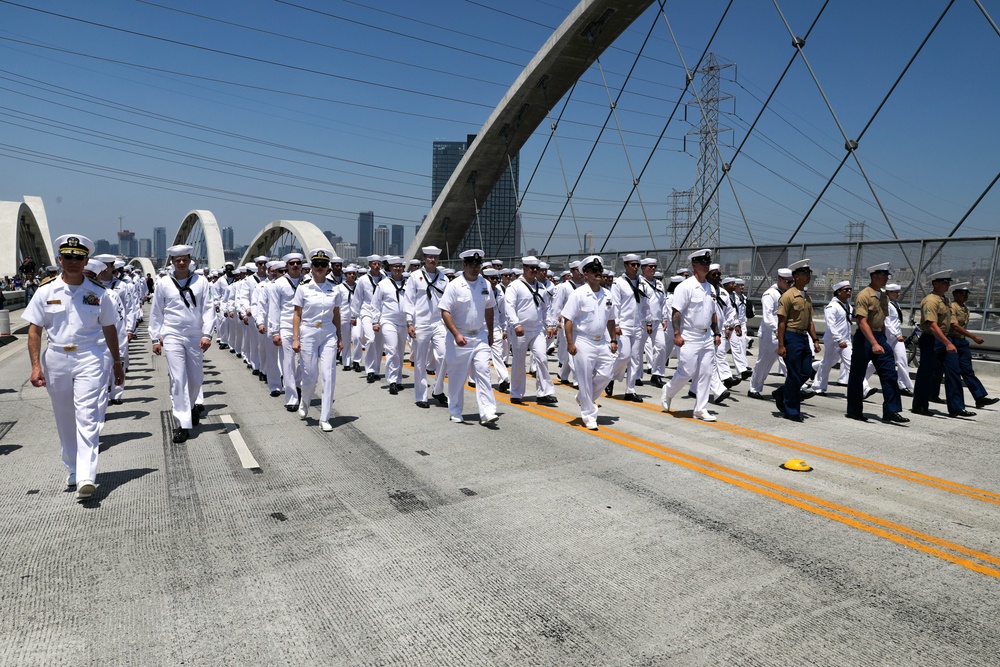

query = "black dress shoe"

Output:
[[415, 401, 430, 408], [510, 397, 524, 405], [723, 376, 741, 389], [747, 390, 763, 400], [426, 369, 435, 375], [772, 388, 785, 413], [285, 403, 299, 412], [650, 376, 664, 388], [194, 404, 205, 415], [898, 388, 913, 397], [192, 410, 200, 427], [367, 372, 376, 384], [635, 378, 644, 386], [976, 397, 999, 408], [109, 399, 123, 406], [270, 390, 282, 397], [713, 390, 731, 405], [389, 383, 399, 395], [623, 393, 643, 403], [468, 381, 476, 388], [353, 362, 363, 373], [785, 414, 804, 422], [497, 380, 510, 394], [799, 390, 816, 400], [741, 370, 753, 380], [882, 412, 910, 423], [171, 427, 189, 443], [687, 391, 697, 399], [537, 395, 558, 406], [911, 407, 932, 416], [844, 412, 869, 422], [343, 366, 352, 372], [432, 393, 448, 407], [605, 382, 614, 398], [864, 388, 878, 399], [252, 369, 261, 376], [949, 409, 977, 418]]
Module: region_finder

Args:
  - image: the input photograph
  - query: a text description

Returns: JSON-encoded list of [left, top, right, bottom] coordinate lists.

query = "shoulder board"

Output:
[[87, 277, 106, 290], [39, 275, 57, 286]]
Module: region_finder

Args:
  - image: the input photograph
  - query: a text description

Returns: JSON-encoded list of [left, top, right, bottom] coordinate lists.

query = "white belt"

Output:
[[49, 343, 100, 353]]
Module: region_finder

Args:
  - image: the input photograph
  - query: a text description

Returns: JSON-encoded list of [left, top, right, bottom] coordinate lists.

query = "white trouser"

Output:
[[648, 324, 667, 376], [714, 334, 734, 381], [349, 318, 363, 364], [573, 337, 615, 427], [361, 315, 384, 376], [264, 332, 282, 392], [412, 322, 448, 402], [749, 329, 781, 393], [446, 331, 496, 420], [510, 326, 554, 399], [490, 328, 509, 383], [339, 318, 354, 368], [256, 317, 270, 372], [298, 327, 338, 422], [811, 338, 870, 393], [279, 329, 302, 406], [557, 325, 575, 383], [245, 316, 259, 370], [163, 335, 204, 429], [232, 317, 244, 358], [664, 333, 715, 413], [109, 330, 128, 401], [218, 313, 229, 346], [730, 328, 749, 373], [379, 319, 407, 385], [44, 347, 108, 482], [890, 338, 914, 390], [612, 325, 643, 393]]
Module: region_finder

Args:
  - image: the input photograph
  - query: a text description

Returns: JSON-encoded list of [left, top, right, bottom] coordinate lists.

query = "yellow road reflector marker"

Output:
[[781, 458, 812, 472]]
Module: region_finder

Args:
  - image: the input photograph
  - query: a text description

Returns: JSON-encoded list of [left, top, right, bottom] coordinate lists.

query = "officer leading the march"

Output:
[[23, 234, 124, 501]]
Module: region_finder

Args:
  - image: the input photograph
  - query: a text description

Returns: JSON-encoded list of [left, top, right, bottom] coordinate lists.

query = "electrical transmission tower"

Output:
[[686, 53, 732, 249], [668, 188, 695, 248], [846, 220, 866, 275]]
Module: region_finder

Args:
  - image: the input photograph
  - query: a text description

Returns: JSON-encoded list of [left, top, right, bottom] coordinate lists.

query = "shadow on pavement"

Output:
[[0, 444, 23, 455], [80, 467, 158, 508], [99, 431, 153, 453], [106, 410, 151, 421]]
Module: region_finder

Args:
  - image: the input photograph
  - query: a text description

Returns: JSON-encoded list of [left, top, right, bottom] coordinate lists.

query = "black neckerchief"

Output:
[[837, 299, 851, 317], [285, 275, 299, 292], [391, 279, 405, 302], [520, 277, 542, 307], [344, 282, 356, 303], [892, 301, 902, 320], [367, 273, 382, 290], [253, 274, 263, 283], [624, 275, 644, 303], [711, 284, 727, 310], [423, 270, 444, 301], [644, 277, 662, 294], [171, 274, 196, 308]]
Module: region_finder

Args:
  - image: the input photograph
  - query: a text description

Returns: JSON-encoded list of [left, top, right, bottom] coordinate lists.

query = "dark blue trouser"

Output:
[[779, 331, 812, 417], [913, 332, 964, 412], [953, 337, 987, 401], [847, 329, 902, 416]]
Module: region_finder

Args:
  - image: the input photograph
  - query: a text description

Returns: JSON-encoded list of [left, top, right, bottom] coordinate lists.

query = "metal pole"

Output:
[[981, 236, 1000, 331], [907, 239, 926, 323]]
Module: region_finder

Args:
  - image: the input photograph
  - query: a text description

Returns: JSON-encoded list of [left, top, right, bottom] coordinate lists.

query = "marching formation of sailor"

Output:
[[23, 238, 999, 502]]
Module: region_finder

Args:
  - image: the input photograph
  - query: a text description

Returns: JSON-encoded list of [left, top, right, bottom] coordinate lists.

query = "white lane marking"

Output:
[[218, 414, 260, 469]]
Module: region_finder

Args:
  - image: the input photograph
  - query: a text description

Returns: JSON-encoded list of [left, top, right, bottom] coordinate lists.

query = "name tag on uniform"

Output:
[[47, 300, 62, 305]]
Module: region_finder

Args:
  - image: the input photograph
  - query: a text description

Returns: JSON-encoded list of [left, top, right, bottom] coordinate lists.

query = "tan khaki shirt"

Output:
[[777, 286, 813, 332], [919, 293, 951, 335], [853, 286, 888, 332], [949, 302, 969, 339]]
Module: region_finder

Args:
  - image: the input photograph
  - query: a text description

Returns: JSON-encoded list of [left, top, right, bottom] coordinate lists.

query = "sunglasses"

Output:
[[286, 261, 302, 266], [312, 262, 329, 269], [276, 268, 288, 274], [60, 254, 86, 260]]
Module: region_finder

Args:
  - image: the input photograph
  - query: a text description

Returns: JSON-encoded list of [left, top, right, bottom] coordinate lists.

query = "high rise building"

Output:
[[373, 225, 390, 255], [95, 239, 112, 255], [324, 231, 343, 247], [138, 238, 152, 257], [117, 229, 137, 257], [432, 135, 520, 258], [358, 211, 374, 257], [222, 226, 235, 251], [153, 226, 167, 262], [335, 242, 358, 262], [390, 225, 404, 256], [583, 231, 595, 253]]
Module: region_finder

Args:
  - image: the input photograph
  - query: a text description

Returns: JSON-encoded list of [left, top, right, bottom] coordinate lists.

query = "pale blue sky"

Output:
[[1, 0, 997, 254]]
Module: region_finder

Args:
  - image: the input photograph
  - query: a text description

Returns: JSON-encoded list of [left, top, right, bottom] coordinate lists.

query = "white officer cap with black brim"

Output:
[[309, 248, 333, 263], [580, 255, 603, 273], [788, 258, 811, 273], [55, 234, 95, 258], [929, 269, 953, 282], [460, 249, 485, 264], [687, 249, 711, 263], [951, 282, 971, 292], [867, 262, 891, 274]]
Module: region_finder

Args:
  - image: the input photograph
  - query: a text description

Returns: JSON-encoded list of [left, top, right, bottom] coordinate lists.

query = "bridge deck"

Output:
[[2, 307, 999, 665]]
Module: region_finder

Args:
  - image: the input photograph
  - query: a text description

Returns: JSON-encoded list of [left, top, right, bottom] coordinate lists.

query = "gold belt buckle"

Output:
[[314, 322, 322, 328], [63, 345, 77, 352], [593, 335, 601, 341]]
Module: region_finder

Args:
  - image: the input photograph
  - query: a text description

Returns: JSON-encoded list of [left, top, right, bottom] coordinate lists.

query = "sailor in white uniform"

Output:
[[439, 249, 499, 426], [291, 249, 344, 432], [404, 246, 449, 408], [561, 256, 618, 430], [339, 264, 361, 372], [371, 256, 408, 395], [747, 269, 792, 399], [268, 253, 306, 411], [504, 256, 558, 406], [355, 255, 386, 384], [149, 245, 215, 443], [24, 234, 124, 500], [609, 253, 650, 401]]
